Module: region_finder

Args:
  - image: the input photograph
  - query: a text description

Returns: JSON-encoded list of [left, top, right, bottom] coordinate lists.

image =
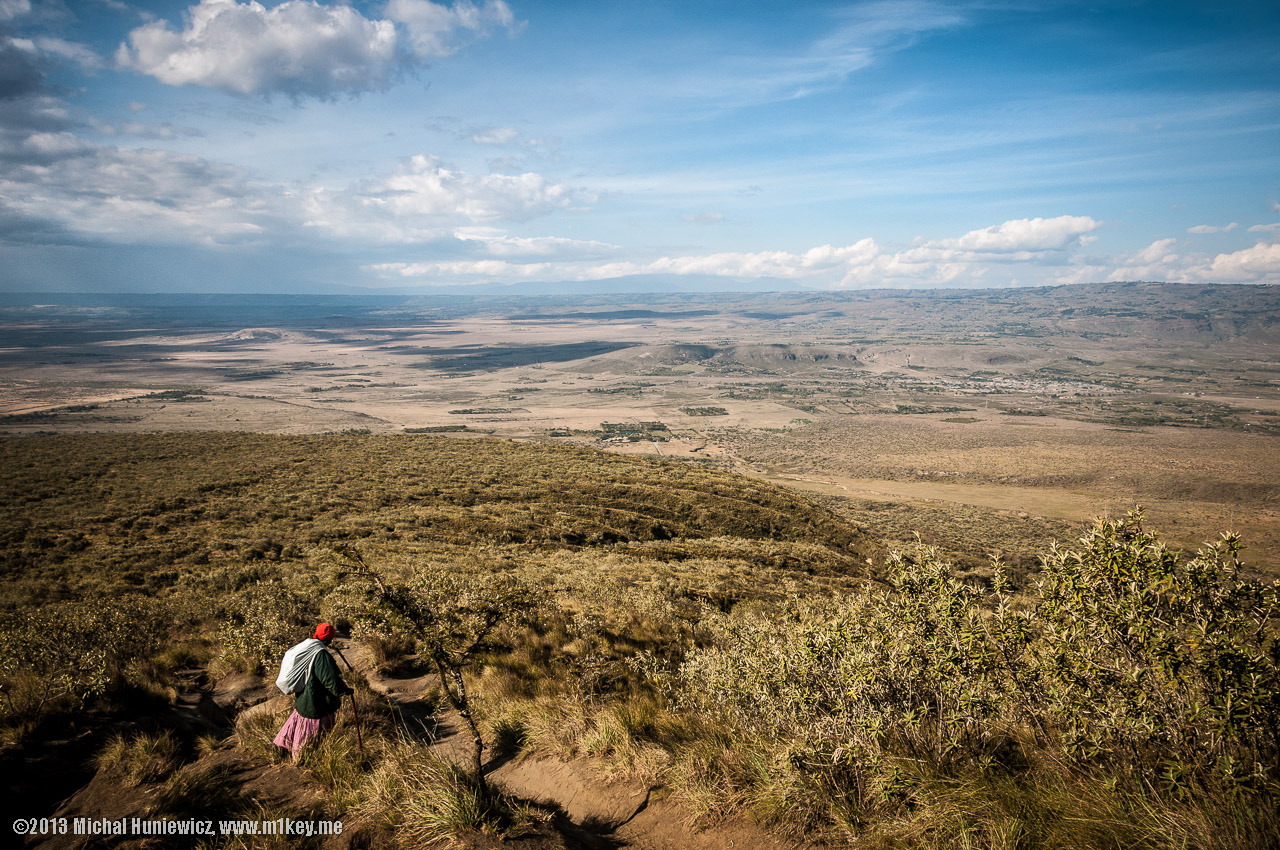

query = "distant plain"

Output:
[[3, 281, 1278, 576]]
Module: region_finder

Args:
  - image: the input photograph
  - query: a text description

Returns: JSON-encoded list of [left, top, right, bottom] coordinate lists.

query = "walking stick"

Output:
[[331, 645, 366, 756]]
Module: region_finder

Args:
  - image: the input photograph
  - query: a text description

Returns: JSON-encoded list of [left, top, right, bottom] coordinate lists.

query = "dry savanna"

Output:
[[1, 281, 1278, 849]]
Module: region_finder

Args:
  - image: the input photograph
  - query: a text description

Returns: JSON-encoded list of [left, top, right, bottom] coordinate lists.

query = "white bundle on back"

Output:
[[276, 638, 327, 695]]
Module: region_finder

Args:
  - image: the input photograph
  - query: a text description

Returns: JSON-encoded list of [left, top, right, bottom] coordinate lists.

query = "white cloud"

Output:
[[1188, 222, 1238, 234], [31, 37, 102, 70], [1103, 237, 1183, 282], [1136, 238, 1179, 263], [1201, 241, 1280, 282], [88, 117, 203, 139], [1071, 235, 1280, 285], [117, 0, 400, 97], [716, 0, 969, 105], [470, 126, 519, 145], [370, 259, 558, 280], [1248, 223, 1280, 233], [682, 211, 725, 225], [0, 140, 277, 244], [385, 0, 515, 60], [366, 217, 1106, 288], [888, 215, 1100, 270], [453, 227, 620, 258], [942, 215, 1099, 254], [304, 154, 582, 242], [115, 1, 519, 98]]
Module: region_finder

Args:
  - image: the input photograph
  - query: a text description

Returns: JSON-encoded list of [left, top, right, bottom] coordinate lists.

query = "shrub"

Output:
[[215, 582, 315, 675], [0, 598, 170, 723], [671, 512, 1279, 833], [1034, 512, 1279, 790], [339, 548, 543, 792]]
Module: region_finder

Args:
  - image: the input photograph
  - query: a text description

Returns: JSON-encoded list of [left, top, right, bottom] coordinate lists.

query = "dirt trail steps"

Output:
[[349, 641, 808, 850], [22, 640, 809, 849]]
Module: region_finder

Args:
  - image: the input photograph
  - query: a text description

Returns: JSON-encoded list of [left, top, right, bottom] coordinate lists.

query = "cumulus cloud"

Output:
[[115, 0, 517, 99], [365, 216, 1107, 288], [0, 24, 281, 247], [918, 215, 1100, 258], [368, 229, 1280, 288], [1071, 235, 1280, 286], [1188, 222, 1238, 234], [1103, 238, 1182, 282], [366, 153, 576, 224], [2, 136, 562, 248], [1247, 223, 1280, 233], [1201, 241, 1280, 282], [385, 0, 515, 60], [304, 154, 582, 242], [116, 0, 399, 98], [1, 33, 581, 260]]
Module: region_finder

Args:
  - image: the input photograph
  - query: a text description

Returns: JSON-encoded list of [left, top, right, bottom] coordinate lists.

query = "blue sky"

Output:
[[1, 0, 1278, 292]]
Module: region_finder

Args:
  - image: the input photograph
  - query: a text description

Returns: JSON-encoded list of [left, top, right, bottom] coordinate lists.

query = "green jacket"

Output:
[[294, 647, 353, 719]]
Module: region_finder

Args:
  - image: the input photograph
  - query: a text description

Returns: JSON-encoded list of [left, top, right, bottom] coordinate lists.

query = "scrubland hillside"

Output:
[[1, 432, 1276, 849]]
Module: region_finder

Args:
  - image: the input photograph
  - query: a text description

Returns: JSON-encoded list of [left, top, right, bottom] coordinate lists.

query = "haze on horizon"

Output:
[[1, 0, 1278, 295]]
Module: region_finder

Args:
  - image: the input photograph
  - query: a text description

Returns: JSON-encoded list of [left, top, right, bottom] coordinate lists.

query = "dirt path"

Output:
[[20, 643, 808, 849], [350, 643, 809, 850]]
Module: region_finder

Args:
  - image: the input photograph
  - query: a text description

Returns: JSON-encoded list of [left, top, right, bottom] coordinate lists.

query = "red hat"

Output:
[[314, 623, 335, 642]]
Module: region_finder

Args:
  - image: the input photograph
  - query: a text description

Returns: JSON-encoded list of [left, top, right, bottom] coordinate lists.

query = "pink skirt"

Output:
[[273, 709, 336, 758]]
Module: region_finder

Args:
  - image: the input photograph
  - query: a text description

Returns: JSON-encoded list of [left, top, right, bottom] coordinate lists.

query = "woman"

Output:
[[273, 623, 354, 762]]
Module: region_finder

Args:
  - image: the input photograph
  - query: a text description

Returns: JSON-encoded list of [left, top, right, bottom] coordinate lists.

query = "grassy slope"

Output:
[[0, 432, 872, 604], [3, 432, 1275, 850]]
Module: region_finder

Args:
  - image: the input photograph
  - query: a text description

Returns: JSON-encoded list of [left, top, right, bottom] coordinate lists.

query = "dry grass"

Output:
[[95, 729, 183, 786], [3, 428, 1277, 849]]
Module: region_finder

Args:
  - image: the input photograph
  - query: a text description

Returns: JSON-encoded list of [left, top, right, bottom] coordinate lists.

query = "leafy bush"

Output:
[[214, 581, 315, 675], [0, 598, 169, 723], [1035, 514, 1279, 789], [340, 549, 543, 790], [672, 512, 1279, 832]]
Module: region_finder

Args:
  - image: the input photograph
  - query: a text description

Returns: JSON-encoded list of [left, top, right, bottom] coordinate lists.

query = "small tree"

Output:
[[336, 547, 541, 793]]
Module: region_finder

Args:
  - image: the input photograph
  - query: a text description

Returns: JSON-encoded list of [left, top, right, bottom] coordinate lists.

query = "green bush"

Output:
[[0, 598, 169, 723], [1035, 513, 1279, 789], [672, 511, 1279, 832], [215, 581, 315, 675]]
